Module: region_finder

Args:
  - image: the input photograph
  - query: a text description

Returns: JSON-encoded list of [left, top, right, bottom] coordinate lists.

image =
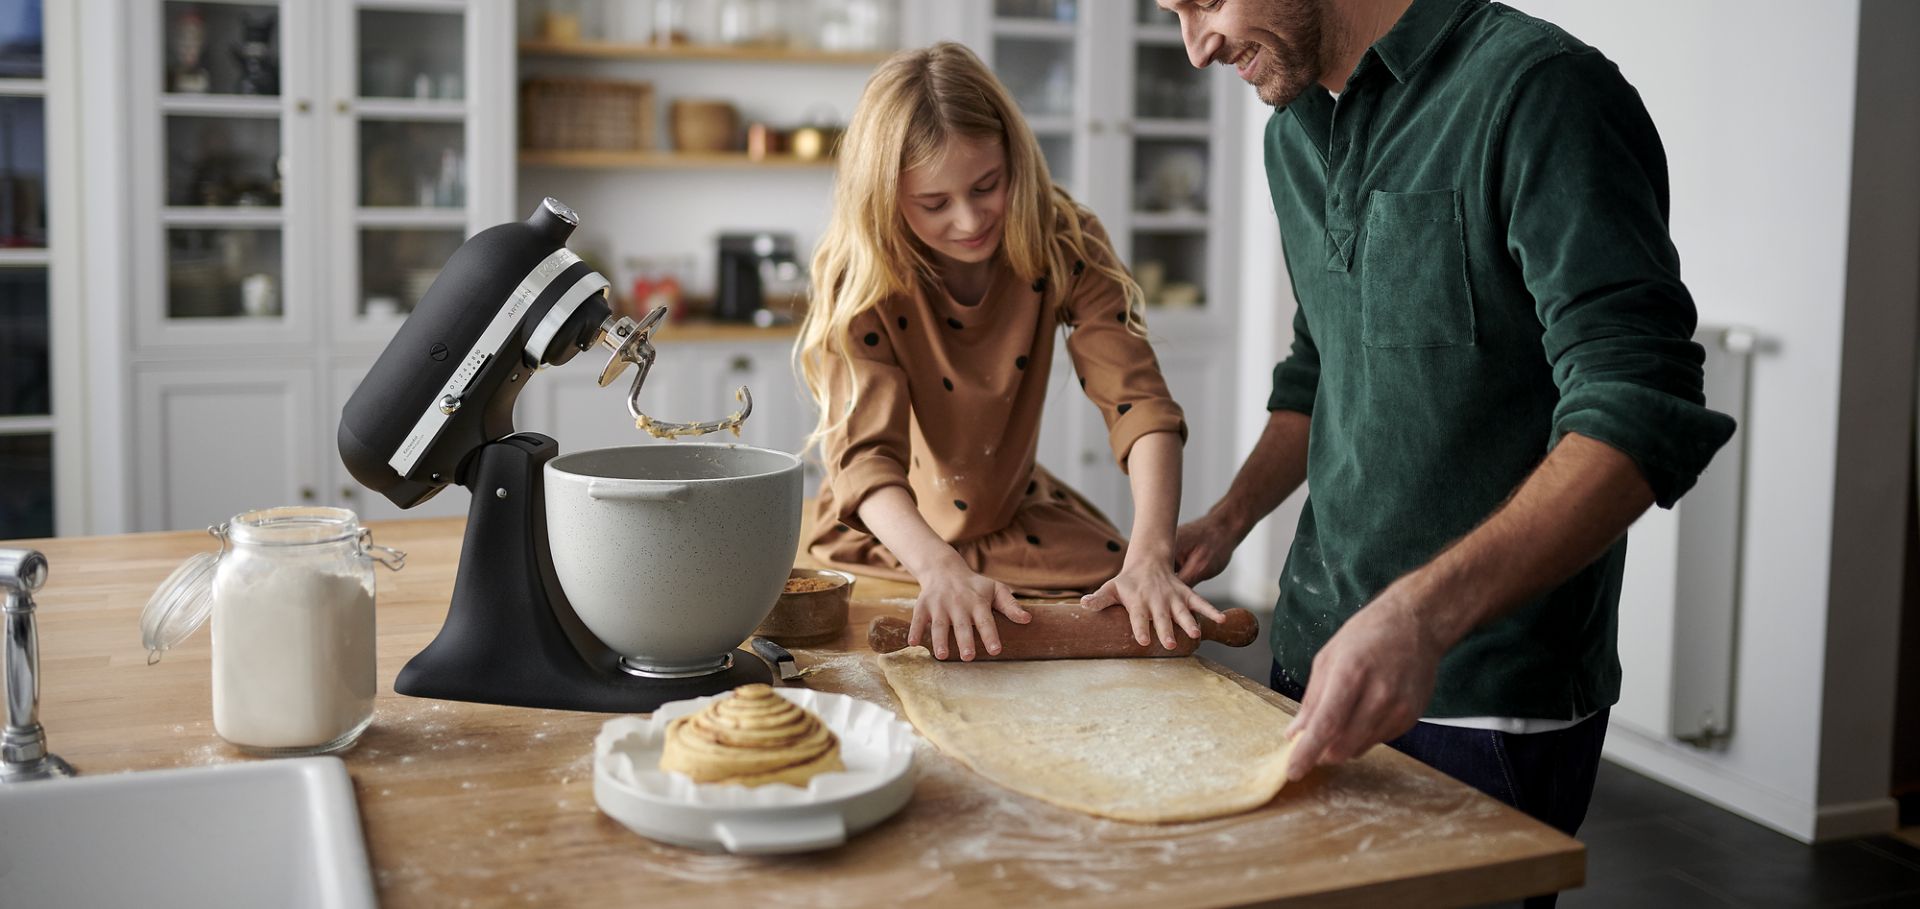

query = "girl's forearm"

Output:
[[1122, 431, 1183, 567], [855, 485, 968, 579]]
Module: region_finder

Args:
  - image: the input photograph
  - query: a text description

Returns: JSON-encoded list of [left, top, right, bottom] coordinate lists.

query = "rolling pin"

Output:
[[867, 604, 1259, 661]]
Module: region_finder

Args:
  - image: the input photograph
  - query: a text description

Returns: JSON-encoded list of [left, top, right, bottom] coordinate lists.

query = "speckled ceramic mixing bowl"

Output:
[[544, 444, 803, 676]]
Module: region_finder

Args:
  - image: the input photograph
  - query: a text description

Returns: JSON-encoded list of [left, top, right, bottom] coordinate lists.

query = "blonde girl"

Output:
[[797, 42, 1220, 661]]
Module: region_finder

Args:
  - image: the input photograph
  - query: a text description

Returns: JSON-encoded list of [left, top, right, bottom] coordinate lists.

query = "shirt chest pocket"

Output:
[[1359, 188, 1475, 349]]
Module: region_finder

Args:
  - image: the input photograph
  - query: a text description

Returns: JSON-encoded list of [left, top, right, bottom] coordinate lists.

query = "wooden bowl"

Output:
[[755, 568, 854, 646]]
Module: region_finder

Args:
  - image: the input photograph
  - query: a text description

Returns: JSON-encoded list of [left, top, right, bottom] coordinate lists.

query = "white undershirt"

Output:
[[1419, 712, 1595, 734]]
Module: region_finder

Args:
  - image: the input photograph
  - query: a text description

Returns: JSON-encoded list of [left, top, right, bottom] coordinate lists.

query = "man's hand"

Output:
[[1284, 585, 1447, 781], [1173, 511, 1245, 586]]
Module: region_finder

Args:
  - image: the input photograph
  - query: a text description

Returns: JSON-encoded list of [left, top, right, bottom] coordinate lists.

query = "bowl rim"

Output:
[[545, 442, 804, 484]]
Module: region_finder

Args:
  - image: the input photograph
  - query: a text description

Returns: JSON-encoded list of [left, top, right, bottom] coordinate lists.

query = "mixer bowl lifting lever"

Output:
[[593, 304, 753, 438]]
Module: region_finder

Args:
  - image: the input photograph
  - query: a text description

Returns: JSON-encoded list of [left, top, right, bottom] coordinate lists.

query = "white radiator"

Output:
[[1614, 325, 1755, 745]]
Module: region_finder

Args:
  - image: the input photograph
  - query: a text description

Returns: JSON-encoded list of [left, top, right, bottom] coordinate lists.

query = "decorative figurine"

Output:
[[232, 10, 279, 96], [169, 7, 210, 93]]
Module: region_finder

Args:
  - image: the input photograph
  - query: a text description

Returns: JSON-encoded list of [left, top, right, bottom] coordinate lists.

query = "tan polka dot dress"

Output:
[[807, 218, 1187, 596]]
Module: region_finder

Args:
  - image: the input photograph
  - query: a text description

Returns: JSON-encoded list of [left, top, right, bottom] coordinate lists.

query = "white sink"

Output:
[[0, 756, 376, 909]]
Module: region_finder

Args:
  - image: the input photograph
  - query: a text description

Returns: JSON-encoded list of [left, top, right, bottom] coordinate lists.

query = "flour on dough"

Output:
[[877, 649, 1295, 823]]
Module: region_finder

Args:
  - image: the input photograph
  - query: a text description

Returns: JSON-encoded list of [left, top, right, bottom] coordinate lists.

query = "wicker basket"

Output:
[[521, 77, 656, 152], [670, 100, 740, 153]]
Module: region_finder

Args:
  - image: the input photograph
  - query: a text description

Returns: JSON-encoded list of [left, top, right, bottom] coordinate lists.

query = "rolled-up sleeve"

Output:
[[1497, 49, 1736, 508], [820, 306, 913, 531], [1266, 297, 1320, 415], [1064, 219, 1187, 472]]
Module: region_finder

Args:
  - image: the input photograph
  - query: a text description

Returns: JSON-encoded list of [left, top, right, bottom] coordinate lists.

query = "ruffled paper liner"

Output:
[[596, 689, 916, 806]]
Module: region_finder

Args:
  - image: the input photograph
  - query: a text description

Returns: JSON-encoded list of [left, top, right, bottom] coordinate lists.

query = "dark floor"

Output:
[[1556, 761, 1920, 908]]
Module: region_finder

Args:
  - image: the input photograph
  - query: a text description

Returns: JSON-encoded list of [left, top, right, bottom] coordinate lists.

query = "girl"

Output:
[[797, 42, 1220, 661]]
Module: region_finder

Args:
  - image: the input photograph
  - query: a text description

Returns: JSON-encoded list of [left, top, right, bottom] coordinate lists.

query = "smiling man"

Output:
[[1163, 0, 1736, 895]]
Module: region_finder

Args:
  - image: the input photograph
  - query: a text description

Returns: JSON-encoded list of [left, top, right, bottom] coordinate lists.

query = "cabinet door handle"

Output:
[[300, 486, 317, 502], [335, 100, 350, 115], [1116, 121, 1132, 136], [341, 487, 358, 500], [296, 99, 312, 114], [1089, 119, 1105, 135], [1081, 450, 1100, 465], [729, 356, 753, 372]]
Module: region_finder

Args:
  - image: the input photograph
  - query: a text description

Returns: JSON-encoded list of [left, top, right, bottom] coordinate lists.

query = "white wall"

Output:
[[1232, 0, 1916, 841]]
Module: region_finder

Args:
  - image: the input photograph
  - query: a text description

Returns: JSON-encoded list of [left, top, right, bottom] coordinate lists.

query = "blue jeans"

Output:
[[1270, 662, 1607, 908]]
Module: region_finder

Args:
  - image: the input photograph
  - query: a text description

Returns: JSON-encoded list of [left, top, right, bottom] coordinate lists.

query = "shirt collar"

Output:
[[1367, 0, 1482, 84]]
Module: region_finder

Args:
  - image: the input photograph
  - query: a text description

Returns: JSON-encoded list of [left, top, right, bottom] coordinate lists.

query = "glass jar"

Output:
[[143, 506, 404, 756]]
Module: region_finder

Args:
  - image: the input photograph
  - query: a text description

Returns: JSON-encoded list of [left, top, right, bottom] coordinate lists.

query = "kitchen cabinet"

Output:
[[132, 363, 319, 531], [119, 0, 514, 531]]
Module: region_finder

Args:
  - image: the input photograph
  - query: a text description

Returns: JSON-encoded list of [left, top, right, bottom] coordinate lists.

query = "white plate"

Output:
[[594, 688, 917, 854], [0, 756, 375, 908]]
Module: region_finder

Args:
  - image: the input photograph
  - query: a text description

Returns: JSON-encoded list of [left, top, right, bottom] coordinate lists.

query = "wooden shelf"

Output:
[[518, 40, 893, 65], [520, 149, 834, 170]]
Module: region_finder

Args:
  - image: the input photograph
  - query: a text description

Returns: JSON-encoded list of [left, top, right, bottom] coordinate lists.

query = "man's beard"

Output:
[[1251, 0, 1327, 108]]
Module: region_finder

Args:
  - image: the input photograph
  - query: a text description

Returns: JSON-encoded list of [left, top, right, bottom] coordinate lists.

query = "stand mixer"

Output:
[[339, 198, 797, 713]]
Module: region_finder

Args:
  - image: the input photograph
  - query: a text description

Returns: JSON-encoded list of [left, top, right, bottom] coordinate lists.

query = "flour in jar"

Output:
[[211, 557, 376, 751]]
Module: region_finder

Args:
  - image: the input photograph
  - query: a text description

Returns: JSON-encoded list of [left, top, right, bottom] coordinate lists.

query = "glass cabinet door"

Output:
[[1129, 3, 1213, 312], [990, 0, 1079, 191], [334, 3, 470, 340], [0, 0, 51, 538], [157, 1, 288, 324]]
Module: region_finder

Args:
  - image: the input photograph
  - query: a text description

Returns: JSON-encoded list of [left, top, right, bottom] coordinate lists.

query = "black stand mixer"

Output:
[[338, 199, 775, 712]]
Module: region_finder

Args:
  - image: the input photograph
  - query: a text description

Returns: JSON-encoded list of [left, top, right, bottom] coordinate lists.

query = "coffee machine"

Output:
[[715, 232, 805, 323]]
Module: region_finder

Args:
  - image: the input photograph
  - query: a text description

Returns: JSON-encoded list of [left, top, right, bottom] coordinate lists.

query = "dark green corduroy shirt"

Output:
[[1263, 0, 1737, 718]]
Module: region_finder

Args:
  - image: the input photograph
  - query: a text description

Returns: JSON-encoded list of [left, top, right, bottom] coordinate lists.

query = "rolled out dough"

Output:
[[878, 649, 1296, 823]]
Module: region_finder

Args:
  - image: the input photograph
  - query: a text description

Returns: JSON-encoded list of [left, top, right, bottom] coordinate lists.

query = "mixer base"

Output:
[[393, 433, 773, 713]]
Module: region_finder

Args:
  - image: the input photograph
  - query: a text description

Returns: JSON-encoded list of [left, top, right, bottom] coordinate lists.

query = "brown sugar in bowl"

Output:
[[755, 568, 854, 646]]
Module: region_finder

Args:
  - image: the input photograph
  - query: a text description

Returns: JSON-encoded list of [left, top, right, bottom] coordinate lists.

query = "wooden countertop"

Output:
[[18, 517, 1582, 907]]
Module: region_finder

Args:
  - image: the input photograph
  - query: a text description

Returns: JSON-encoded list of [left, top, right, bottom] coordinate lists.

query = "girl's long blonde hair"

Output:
[[797, 41, 1145, 453]]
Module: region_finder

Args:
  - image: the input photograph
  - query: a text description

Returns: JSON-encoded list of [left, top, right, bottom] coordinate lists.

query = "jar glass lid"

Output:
[[140, 552, 219, 663]]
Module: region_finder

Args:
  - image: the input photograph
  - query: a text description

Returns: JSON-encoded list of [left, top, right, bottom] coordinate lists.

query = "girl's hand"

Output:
[[1081, 563, 1226, 649], [908, 566, 1033, 661]]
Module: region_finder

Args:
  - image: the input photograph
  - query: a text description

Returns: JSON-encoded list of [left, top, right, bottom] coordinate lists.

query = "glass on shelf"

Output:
[[996, 38, 1073, 118], [0, 0, 43, 78], [995, 0, 1075, 22], [0, 431, 52, 539], [1134, 139, 1208, 214], [1135, 46, 1209, 120], [0, 96, 46, 247], [360, 121, 464, 207], [1130, 232, 1206, 309], [359, 9, 464, 100], [358, 228, 461, 319], [166, 227, 283, 319], [166, 116, 282, 207], [163, 1, 280, 97], [0, 266, 48, 417]]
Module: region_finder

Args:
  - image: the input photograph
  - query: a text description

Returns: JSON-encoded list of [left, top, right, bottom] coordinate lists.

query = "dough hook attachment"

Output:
[[595, 305, 753, 438]]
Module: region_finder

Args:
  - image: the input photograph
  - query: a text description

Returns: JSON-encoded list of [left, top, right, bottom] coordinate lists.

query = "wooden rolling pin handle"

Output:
[[867, 606, 1260, 660]]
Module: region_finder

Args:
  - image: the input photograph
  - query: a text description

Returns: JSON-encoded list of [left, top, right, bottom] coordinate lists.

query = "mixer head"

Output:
[[338, 198, 751, 508]]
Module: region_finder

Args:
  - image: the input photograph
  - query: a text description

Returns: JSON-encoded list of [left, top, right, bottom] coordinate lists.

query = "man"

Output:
[[1161, 0, 1736, 872]]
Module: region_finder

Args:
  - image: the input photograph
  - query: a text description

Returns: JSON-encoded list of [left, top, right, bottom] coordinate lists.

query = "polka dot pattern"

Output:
[[897, 316, 909, 329], [954, 499, 969, 511], [1106, 541, 1121, 552], [947, 317, 964, 330], [864, 332, 880, 347], [1117, 402, 1133, 415], [1016, 355, 1028, 371], [1027, 534, 1041, 545], [942, 377, 954, 391]]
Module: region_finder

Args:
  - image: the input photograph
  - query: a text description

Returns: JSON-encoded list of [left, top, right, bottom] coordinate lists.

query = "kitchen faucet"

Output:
[[1, 548, 75, 782]]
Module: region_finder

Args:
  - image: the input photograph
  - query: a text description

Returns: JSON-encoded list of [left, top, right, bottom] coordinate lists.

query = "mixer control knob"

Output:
[[438, 394, 461, 415]]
